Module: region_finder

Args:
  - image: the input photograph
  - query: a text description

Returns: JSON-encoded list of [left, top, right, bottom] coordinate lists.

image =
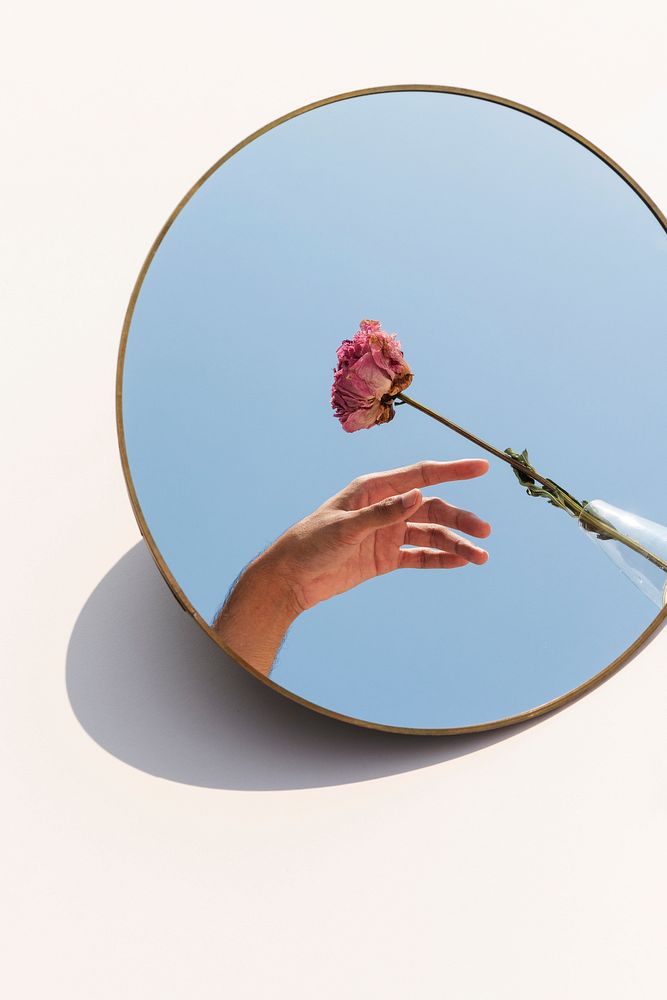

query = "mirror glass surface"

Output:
[[120, 88, 667, 731]]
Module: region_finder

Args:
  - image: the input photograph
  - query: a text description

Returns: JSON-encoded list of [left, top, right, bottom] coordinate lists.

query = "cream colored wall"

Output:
[[4, 2, 666, 996]]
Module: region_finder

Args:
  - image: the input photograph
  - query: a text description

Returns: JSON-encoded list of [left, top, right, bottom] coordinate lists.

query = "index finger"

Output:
[[364, 458, 490, 497]]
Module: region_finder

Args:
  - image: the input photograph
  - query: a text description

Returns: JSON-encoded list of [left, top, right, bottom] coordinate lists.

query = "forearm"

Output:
[[212, 552, 302, 676]]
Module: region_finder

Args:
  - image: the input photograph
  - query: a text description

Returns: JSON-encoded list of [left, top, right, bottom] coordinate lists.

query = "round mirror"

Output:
[[118, 85, 667, 733]]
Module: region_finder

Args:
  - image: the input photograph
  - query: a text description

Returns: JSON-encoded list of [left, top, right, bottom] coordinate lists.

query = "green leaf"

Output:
[[504, 445, 580, 515]]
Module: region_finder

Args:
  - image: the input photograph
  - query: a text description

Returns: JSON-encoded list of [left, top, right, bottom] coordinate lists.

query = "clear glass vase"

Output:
[[578, 499, 667, 609]]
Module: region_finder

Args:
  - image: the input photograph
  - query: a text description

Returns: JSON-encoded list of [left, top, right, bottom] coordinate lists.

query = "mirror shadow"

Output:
[[68, 543, 553, 791]]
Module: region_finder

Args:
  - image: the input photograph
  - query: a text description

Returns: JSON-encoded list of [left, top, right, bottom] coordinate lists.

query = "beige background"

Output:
[[4, 2, 667, 996]]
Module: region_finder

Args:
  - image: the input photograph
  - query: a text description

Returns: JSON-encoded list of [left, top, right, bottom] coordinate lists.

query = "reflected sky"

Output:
[[122, 90, 667, 729]]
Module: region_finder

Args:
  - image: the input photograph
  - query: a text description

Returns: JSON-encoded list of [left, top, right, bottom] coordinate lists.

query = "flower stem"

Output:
[[395, 391, 667, 576], [397, 393, 554, 486]]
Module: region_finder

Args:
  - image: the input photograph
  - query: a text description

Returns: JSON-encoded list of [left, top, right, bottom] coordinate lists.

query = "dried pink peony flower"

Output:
[[331, 319, 413, 432]]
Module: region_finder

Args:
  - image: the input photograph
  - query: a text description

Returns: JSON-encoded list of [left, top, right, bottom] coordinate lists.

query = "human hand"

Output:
[[265, 458, 492, 614], [213, 458, 491, 675]]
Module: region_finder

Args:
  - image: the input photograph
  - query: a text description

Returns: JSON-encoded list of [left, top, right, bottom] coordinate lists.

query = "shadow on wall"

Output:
[[66, 542, 536, 791]]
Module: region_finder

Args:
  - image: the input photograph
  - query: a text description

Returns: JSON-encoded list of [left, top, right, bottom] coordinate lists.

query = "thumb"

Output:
[[349, 488, 422, 535]]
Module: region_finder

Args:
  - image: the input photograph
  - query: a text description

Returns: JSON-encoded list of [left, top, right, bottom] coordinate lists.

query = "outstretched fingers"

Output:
[[410, 496, 491, 539], [403, 522, 489, 564], [363, 458, 490, 498], [339, 488, 423, 540], [398, 549, 470, 570]]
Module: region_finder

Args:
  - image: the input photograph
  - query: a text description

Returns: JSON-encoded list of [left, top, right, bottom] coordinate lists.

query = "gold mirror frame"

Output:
[[116, 84, 667, 735]]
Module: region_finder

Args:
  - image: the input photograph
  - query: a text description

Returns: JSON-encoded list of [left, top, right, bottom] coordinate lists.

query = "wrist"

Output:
[[242, 547, 305, 623], [212, 547, 303, 676]]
